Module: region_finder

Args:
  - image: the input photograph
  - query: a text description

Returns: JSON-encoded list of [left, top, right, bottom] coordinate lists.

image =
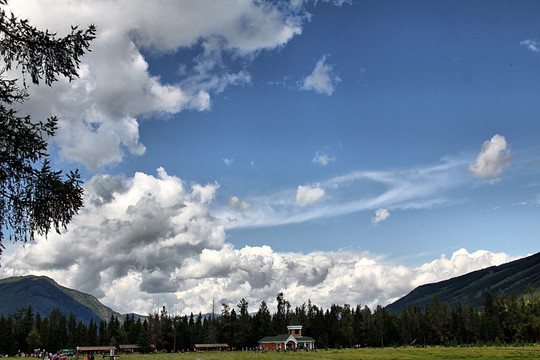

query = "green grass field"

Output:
[[105, 346, 540, 359]]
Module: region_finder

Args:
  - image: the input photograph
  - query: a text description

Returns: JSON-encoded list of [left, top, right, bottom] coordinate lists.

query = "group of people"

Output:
[[16, 350, 97, 360], [17, 351, 58, 359], [17, 351, 51, 358]]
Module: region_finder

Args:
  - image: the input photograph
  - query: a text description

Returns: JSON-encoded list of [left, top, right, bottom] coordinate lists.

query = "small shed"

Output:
[[117, 345, 139, 354], [77, 346, 115, 354], [193, 344, 229, 352], [76, 346, 115, 357]]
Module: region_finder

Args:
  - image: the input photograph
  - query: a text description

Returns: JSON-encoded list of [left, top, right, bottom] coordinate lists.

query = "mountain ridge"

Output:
[[0, 275, 121, 324], [386, 251, 540, 314]]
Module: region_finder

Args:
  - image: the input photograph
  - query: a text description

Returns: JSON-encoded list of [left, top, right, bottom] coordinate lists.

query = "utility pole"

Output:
[[206, 298, 217, 344], [173, 323, 176, 353]]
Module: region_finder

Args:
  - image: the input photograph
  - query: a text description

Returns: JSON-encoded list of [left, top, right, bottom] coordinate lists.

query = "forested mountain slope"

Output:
[[386, 251, 540, 314], [0, 275, 119, 324]]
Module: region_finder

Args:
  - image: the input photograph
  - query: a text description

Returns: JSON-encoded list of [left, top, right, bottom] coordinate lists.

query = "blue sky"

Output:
[[1, 0, 539, 315], [128, 0, 540, 260]]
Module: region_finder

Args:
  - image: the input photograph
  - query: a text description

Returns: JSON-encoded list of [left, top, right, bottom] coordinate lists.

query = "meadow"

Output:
[[110, 346, 540, 360]]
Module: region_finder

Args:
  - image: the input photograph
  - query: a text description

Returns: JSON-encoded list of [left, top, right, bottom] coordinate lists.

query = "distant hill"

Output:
[[0, 275, 122, 324], [386, 251, 540, 314]]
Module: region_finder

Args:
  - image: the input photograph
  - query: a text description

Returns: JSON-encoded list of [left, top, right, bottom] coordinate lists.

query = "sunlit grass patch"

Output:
[[105, 346, 540, 360]]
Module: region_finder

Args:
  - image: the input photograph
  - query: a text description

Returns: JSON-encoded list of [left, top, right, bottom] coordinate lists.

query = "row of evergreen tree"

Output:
[[0, 291, 538, 355]]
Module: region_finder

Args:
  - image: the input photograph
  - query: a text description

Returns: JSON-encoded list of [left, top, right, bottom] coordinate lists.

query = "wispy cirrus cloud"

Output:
[[218, 156, 470, 230]]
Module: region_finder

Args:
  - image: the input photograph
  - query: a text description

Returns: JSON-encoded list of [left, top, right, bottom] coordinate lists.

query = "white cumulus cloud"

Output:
[[372, 208, 390, 226], [0, 223, 517, 315], [7, 0, 315, 170], [312, 151, 335, 166], [1, 168, 225, 307], [301, 55, 341, 95], [0, 167, 518, 315], [469, 134, 512, 181], [229, 196, 251, 211], [295, 184, 325, 207], [520, 39, 540, 52]]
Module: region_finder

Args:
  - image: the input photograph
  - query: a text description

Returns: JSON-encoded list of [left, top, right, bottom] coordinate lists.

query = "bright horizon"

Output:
[[1, 0, 539, 316]]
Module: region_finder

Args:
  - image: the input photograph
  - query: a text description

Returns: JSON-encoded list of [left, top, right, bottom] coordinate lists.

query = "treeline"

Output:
[[0, 291, 538, 355]]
